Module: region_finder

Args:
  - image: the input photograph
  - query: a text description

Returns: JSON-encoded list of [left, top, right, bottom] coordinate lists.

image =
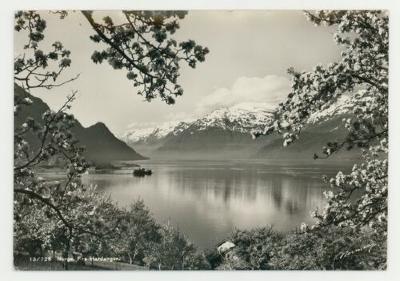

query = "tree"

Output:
[[143, 223, 210, 270], [109, 200, 161, 265], [270, 226, 386, 270], [15, 11, 209, 103], [13, 10, 209, 267], [215, 227, 283, 270], [255, 10, 388, 264]]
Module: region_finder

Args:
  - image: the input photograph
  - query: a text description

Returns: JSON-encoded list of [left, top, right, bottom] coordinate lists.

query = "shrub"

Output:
[[216, 226, 386, 270], [215, 227, 283, 270], [270, 226, 386, 270], [143, 223, 210, 270]]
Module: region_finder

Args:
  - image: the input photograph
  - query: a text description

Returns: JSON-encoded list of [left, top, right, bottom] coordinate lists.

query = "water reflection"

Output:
[[82, 160, 346, 249]]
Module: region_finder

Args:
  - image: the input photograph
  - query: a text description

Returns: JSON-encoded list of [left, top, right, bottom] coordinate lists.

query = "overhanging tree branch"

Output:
[[81, 11, 157, 80]]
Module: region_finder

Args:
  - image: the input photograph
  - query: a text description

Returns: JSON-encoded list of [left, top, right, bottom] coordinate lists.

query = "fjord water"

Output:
[[82, 159, 349, 249]]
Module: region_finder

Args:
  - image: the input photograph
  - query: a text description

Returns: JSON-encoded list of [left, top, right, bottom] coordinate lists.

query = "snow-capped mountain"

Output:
[[120, 121, 190, 145], [120, 98, 357, 160], [121, 97, 352, 147], [121, 103, 275, 147], [187, 103, 275, 133]]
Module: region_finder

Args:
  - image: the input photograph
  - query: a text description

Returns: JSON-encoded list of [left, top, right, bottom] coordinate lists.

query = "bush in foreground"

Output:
[[212, 226, 386, 270]]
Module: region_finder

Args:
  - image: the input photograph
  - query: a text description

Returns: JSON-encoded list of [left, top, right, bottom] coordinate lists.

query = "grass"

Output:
[[14, 261, 108, 271]]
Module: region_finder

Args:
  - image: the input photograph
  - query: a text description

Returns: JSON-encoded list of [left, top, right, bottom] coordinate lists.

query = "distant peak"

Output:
[[87, 122, 111, 133], [91, 122, 107, 128]]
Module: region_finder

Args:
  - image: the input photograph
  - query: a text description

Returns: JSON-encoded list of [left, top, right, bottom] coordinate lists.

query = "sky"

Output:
[[14, 10, 342, 135]]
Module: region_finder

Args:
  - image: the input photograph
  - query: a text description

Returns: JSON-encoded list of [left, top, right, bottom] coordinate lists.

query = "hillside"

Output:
[[256, 116, 360, 160], [14, 84, 146, 165]]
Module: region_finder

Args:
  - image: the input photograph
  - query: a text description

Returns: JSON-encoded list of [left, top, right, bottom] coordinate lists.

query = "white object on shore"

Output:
[[217, 241, 235, 254]]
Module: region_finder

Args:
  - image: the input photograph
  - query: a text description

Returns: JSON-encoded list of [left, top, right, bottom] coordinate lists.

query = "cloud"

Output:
[[196, 75, 291, 114]]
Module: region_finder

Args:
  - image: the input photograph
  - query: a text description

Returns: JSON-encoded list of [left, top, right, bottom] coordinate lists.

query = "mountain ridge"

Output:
[[122, 103, 275, 147], [14, 84, 146, 165], [120, 97, 359, 161]]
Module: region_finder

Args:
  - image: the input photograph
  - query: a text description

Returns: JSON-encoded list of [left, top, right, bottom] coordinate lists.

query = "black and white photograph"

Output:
[[2, 1, 398, 277]]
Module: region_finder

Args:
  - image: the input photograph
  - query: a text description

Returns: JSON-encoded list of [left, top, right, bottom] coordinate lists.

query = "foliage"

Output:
[[14, 9, 208, 269], [237, 10, 388, 270], [256, 10, 388, 239], [14, 11, 78, 89], [216, 227, 282, 270], [83, 10, 209, 104], [271, 226, 386, 270], [109, 200, 161, 265], [143, 223, 210, 270], [214, 225, 386, 270]]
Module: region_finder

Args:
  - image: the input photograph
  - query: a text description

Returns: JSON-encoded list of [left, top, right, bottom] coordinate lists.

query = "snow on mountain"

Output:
[[121, 127, 157, 143], [121, 103, 275, 145], [120, 120, 190, 144], [188, 102, 275, 133], [121, 97, 352, 147]]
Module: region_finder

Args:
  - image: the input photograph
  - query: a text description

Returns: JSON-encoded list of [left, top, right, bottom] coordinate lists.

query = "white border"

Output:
[[1, 1, 399, 281]]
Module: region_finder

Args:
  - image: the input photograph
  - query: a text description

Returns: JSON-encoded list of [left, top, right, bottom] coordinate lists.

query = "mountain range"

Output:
[[120, 97, 359, 161], [14, 84, 146, 165], [15, 81, 358, 165]]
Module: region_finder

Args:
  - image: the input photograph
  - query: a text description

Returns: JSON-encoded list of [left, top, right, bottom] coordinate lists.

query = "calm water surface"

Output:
[[82, 159, 350, 249]]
